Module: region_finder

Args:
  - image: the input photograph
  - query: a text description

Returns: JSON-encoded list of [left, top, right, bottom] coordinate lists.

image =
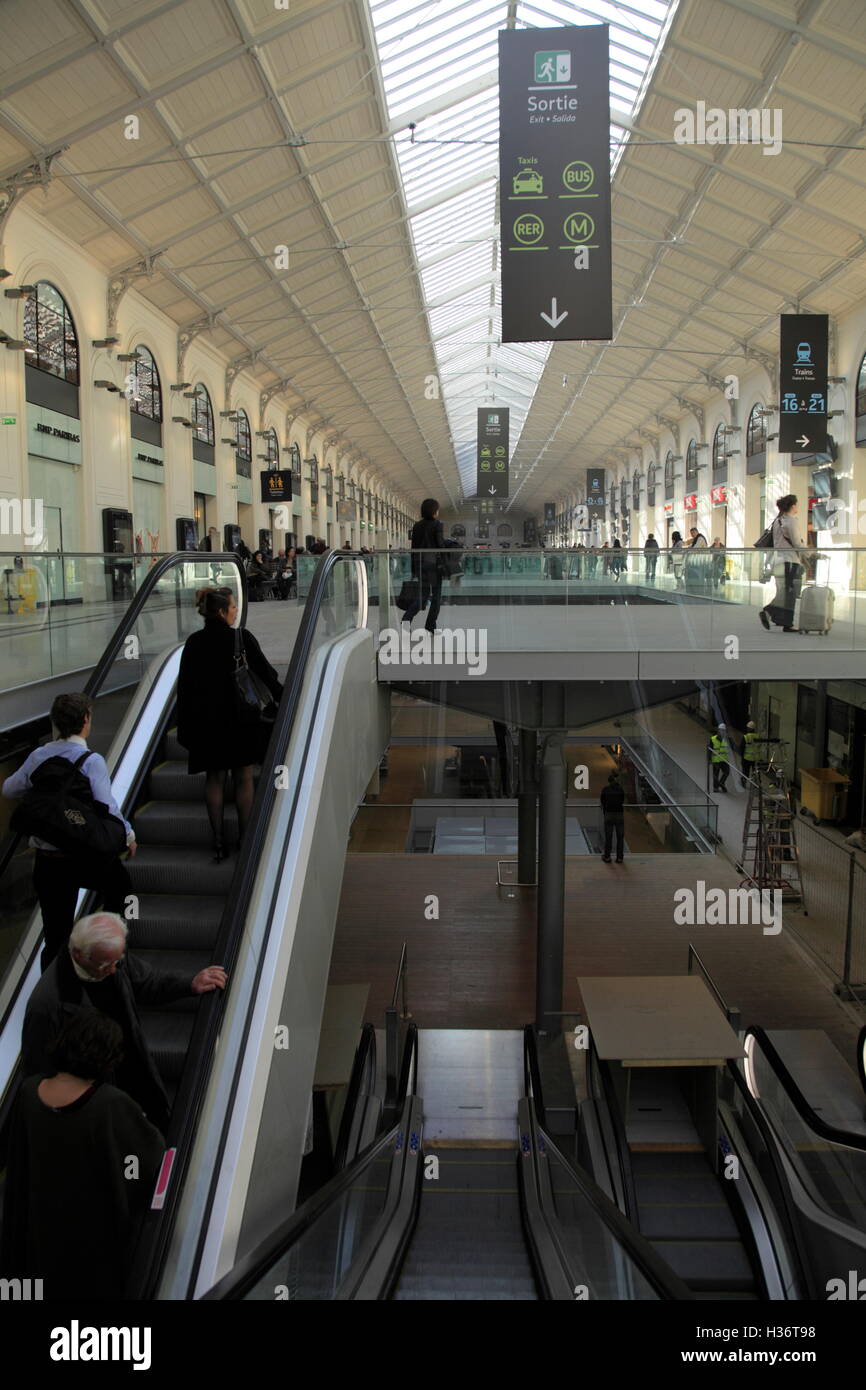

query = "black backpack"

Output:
[[10, 751, 128, 858]]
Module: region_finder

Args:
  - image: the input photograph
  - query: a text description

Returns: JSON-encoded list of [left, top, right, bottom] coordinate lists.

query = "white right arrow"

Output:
[[540, 297, 568, 328], [795, 435, 809, 448]]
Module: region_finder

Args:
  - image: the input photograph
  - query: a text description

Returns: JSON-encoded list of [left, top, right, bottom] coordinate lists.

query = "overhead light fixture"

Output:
[[117, 352, 141, 363], [92, 337, 119, 348], [3, 338, 29, 351], [219, 410, 238, 419], [171, 381, 192, 390], [0, 269, 10, 280], [221, 437, 238, 447], [94, 379, 117, 389], [4, 284, 36, 298], [172, 415, 192, 426]]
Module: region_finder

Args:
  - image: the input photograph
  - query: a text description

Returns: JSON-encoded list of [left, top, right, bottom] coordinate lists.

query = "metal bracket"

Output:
[[106, 252, 161, 335], [177, 310, 223, 380]]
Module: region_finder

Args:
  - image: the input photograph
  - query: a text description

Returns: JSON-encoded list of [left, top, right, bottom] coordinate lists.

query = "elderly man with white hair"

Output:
[[21, 912, 226, 1132]]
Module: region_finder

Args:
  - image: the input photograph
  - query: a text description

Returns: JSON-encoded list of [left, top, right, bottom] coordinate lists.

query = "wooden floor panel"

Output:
[[328, 854, 861, 1058]]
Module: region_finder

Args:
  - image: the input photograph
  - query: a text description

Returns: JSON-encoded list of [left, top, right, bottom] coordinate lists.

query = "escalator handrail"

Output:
[[202, 1023, 419, 1301], [857, 1024, 866, 1102], [521, 1031, 693, 1300], [84, 551, 248, 698], [129, 549, 366, 1298], [585, 1031, 640, 1224], [0, 552, 247, 893], [333, 1023, 377, 1170], [744, 1026, 866, 1153], [724, 1056, 818, 1298], [522, 1023, 549, 1130]]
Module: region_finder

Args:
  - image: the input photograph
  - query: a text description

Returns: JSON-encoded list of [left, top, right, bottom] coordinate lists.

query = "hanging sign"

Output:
[[260, 470, 292, 503], [779, 314, 828, 454], [711, 485, 727, 506], [476, 407, 510, 497], [499, 25, 613, 343]]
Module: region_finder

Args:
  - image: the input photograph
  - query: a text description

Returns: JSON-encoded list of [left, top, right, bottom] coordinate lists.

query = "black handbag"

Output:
[[395, 578, 419, 611], [754, 517, 778, 548], [10, 751, 127, 858], [233, 629, 277, 725]]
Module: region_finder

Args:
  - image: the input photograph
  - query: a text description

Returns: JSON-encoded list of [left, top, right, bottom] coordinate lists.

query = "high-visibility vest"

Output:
[[743, 731, 760, 762], [710, 735, 730, 764]]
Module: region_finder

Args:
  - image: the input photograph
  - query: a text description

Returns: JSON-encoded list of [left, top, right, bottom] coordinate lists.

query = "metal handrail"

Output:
[[687, 943, 741, 1032]]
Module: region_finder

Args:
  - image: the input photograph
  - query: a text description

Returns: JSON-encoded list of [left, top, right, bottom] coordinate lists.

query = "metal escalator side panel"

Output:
[[339, 1096, 423, 1300], [517, 1098, 575, 1299], [161, 627, 383, 1300], [717, 1100, 803, 1300]]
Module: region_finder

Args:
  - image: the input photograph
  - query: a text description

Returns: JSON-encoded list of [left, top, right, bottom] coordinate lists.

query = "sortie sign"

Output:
[[499, 25, 612, 343], [476, 407, 510, 498]]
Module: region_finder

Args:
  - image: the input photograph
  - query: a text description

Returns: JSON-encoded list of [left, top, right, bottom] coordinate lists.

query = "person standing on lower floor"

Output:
[[759, 495, 806, 633], [708, 723, 731, 792], [600, 772, 626, 863], [2, 692, 136, 971], [644, 534, 659, 582]]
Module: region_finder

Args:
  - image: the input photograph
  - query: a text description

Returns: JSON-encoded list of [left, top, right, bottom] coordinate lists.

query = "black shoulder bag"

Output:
[[233, 629, 278, 725], [10, 751, 128, 857]]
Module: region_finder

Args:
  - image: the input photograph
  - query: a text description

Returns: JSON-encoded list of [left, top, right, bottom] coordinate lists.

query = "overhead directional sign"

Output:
[[779, 314, 828, 454], [499, 25, 612, 344], [476, 407, 510, 498]]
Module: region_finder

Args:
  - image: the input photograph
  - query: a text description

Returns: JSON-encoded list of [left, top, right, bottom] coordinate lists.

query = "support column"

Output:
[[536, 733, 566, 1036], [518, 727, 538, 885]]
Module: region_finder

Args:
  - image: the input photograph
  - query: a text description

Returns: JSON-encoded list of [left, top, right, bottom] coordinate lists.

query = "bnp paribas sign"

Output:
[[499, 26, 612, 344]]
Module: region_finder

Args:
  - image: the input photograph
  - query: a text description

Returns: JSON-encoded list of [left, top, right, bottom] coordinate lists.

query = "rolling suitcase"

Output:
[[799, 582, 834, 634]]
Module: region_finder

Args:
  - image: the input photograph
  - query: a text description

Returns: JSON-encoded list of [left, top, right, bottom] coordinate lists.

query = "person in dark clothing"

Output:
[[2, 692, 136, 971], [600, 772, 626, 863], [402, 498, 445, 632], [2, 1010, 164, 1301], [610, 537, 624, 581], [21, 913, 226, 1133], [176, 587, 283, 861], [246, 550, 271, 600], [644, 534, 659, 582]]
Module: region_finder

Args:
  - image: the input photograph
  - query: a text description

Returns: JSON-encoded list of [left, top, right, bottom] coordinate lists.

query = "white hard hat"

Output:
[[747, 721, 756, 730], [717, 723, 727, 731]]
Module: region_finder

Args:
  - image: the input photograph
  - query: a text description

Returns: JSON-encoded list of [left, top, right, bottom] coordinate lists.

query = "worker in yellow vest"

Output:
[[740, 720, 762, 787], [708, 723, 731, 793]]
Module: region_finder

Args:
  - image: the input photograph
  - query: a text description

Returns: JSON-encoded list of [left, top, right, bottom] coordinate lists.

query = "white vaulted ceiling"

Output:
[[2, 0, 866, 513]]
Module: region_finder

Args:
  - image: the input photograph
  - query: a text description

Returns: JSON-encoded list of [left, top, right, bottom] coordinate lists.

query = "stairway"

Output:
[[392, 1147, 537, 1300], [631, 1150, 759, 1299], [125, 724, 236, 1112]]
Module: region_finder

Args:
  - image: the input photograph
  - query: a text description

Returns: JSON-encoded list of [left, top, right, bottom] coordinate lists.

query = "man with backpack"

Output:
[[2, 692, 136, 970]]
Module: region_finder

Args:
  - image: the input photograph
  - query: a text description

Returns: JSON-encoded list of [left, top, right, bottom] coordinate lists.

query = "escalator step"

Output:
[[649, 1239, 756, 1293], [149, 763, 213, 802], [134, 800, 239, 848], [163, 729, 186, 761], [126, 845, 236, 896], [127, 896, 224, 951], [139, 1010, 196, 1083]]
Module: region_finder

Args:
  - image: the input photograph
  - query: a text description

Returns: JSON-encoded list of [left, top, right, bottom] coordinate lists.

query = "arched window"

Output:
[[234, 408, 252, 477], [632, 469, 640, 510], [192, 383, 214, 446], [746, 404, 767, 475], [129, 346, 162, 422], [263, 427, 279, 467], [685, 439, 698, 481], [664, 450, 674, 499], [856, 352, 866, 445], [620, 477, 629, 514], [647, 463, 657, 507], [610, 483, 617, 517], [289, 442, 301, 480], [23, 281, 79, 384], [337, 473, 346, 501], [712, 424, 726, 472], [325, 467, 334, 505]]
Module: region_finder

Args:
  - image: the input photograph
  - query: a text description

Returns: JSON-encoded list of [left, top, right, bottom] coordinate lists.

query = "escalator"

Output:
[[204, 1026, 692, 1301], [0, 547, 382, 1299]]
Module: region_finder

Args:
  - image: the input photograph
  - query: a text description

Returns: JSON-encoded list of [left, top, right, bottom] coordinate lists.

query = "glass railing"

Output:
[[371, 547, 866, 654], [348, 799, 714, 854], [739, 1029, 866, 1231], [0, 552, 246, 993], [0, 550, 246, 697]]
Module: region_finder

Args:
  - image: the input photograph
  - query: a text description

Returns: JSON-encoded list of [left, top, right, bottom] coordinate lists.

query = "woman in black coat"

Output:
[[176, 586, 283, 860], [403, 498, 445, 632]]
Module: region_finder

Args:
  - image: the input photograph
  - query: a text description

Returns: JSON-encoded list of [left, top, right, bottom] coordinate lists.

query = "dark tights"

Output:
[[205, 766, 254, 845]]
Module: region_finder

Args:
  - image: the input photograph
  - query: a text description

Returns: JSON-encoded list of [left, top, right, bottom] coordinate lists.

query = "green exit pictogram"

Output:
[[534, 51, 570, 83], [2, 416, 16, 425]]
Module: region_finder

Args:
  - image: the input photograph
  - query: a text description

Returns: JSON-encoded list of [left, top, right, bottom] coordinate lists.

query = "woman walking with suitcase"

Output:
[[758, 495, 807, 633]]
